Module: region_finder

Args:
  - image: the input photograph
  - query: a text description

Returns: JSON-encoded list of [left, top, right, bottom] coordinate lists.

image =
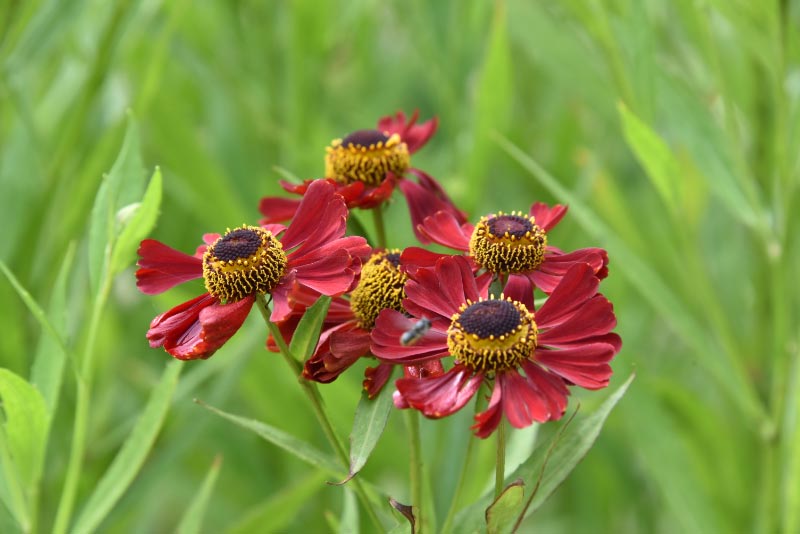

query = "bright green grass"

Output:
[[1, 0, 799, 532]]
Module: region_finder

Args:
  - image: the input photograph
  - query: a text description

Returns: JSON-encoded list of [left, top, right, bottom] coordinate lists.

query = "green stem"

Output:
[[495, 420, 506, 499], [441, 398, 482, 534], [52, 273, 112, 534], [372, 206, 387, 249], [405, 410, 424, 532], [255, 295, 385, 532]]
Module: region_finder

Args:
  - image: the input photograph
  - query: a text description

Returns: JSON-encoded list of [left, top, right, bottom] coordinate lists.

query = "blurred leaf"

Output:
[[0, 369, 49, 532], [110, 166, 163, 276], [175, 455, 222, 534], [618, 103, 680, 214], [288, 296, 331, 361], [227, 471, 328, 534], [340, 488, 359, 534], [88, 114, 145, 294], [31, 241, 75, 414], [454, 374, 633, 532], [466, 0, 512, 206], [388, 498, 415, 534], [486, 481, 524, 534], [196, 400, 343, 477], [782, 355, 800, 533], [0, 260, 70, 364], [72, 360, 182, 534], [342, 381, 394, 484]]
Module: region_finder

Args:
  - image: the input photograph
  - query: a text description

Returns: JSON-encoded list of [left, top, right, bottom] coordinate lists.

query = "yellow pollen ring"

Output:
[[349, 249, 407, 330], [468, 211, 548, 274], [202, 225, 288, 303], [325, 133, 410, 186], [447, 295, 538, 374]]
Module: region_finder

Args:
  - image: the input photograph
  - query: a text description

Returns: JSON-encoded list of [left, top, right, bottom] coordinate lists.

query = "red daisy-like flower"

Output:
[[370, 256, 621, 438], [258, 110, 467, 242], [402, 202, 609, 294], [136, 180, 369, 360]]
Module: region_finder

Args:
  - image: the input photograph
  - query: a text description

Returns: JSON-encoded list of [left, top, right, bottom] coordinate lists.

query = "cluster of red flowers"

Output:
[[137, 110, 621, 438]]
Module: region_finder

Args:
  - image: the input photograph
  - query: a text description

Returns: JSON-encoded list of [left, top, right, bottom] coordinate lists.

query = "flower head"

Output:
[[136, 180, 368, 360], [371, 256, 621, 437], [405, 202, 608, 294], [258, 110, 467, 242]]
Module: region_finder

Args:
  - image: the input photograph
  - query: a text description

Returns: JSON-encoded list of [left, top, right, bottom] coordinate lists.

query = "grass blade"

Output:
[[175, 455, 222, 534]]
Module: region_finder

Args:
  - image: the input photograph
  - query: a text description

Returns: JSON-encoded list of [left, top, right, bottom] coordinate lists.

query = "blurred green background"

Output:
[[2, 0, 799, 532]]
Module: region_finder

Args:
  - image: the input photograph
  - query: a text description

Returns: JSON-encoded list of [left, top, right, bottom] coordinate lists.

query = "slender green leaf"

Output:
[[196, 401, 343, 477], [226, 471, 327, 534], [110, 167, 163, 276], [88, 114, 145, 293], [343, 380, 394, 483], [175, 455, 222, 534], [0, 261, 70, 360], [288, 295, 331, 361], [618, 103, 680, 213], [71, 360, 182, 534], [31, 241, 76, 414], [486, 481, 524, 534], [781, 354, 800, 533], [0, 369, 49, 532], [340, 488, 359, 534], [453, 374, 633, 532]]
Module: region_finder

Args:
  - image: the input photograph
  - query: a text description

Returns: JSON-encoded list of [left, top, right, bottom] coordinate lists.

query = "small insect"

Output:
[[400, 317, 432, 346]]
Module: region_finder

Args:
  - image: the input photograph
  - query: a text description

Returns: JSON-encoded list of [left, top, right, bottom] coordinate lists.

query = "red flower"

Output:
[[370, 256, 621, 438], [258, 110, 467, 242], [403, 202, 608, 294], [136, 180, 369, 360]]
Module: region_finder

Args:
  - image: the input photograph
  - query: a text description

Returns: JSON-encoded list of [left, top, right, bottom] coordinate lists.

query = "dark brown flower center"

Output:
[[325, 130, 410, 186], [349, 249, 407, 330], [203, 226, 287, 303], [447, 297, 537, 373], [469, 211, 547, 274]]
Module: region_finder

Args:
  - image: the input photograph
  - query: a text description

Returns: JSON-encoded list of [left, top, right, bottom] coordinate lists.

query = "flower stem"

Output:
[[254, 295, 385, 531], [372, 205, 387, 249], [441, 399, 482, 534], [404, 409, 425, 532], [495, 420, 507, 499]]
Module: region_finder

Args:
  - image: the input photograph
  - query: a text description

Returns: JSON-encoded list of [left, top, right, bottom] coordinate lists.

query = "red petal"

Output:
[[147, 293, 253, 360], [269, 272, 297, 322], [371, 310, 450, 363], [534, 342, 617, 389], [530, 202, 568, 232], [377, 110, 438, 154], [403, 256, 480, 322], [136, 239, 203, 295], [281, 180, 347, 251], [258, 196, 302, 224], [472, 382, 504, 438], [521, 361, 570, 419], [539, 295, 617, 346], [364, 363, 394, 399], [500, 369, 551, 428], [535, 264, 598, 327], [400, 247, 447, 275], [409, 169, 468, 224], [303, 322, 366, 383], [504, 274, 535, 311], [395, 365, 482, 418], [417, 210, 472, 250]]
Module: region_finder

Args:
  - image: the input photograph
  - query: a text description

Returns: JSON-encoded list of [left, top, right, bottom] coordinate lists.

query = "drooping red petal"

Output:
[[371, 310, 450, 364], [377, 110, 438, 154], [472, 382, 504, 438], [136, 239, 203, 295], [364, 363, 394, 399], [303, 322, 366, 384], [398, 179, 459, 244], [395, 365, 483, 418], [147, 293, 253, 360], [521, 360, 570, 419], [281, 180, 347, 251], [269, 272, 297, 322], [535, 264, 599, 328], [530, 202, 568, 232], [500, 369, 552, 428], [289, 244, 364, 297], [539, 295, 617, 346], [534, 342, 616, 389], [258, 196, 302, 224], [416, 210, 472, 251], [403, 256, 481, 322], [504, 274, 535, 311], [542, 247, 608, 278], [410, 169, 468, 224], [400, 247, 448, 275]]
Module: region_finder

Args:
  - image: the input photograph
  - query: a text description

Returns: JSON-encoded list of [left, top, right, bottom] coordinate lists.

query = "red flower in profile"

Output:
[[136, 180, 369, 360], [258, 110, 467, 242], [371, 256, 621, 438], [402, 202, 608, 294]]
